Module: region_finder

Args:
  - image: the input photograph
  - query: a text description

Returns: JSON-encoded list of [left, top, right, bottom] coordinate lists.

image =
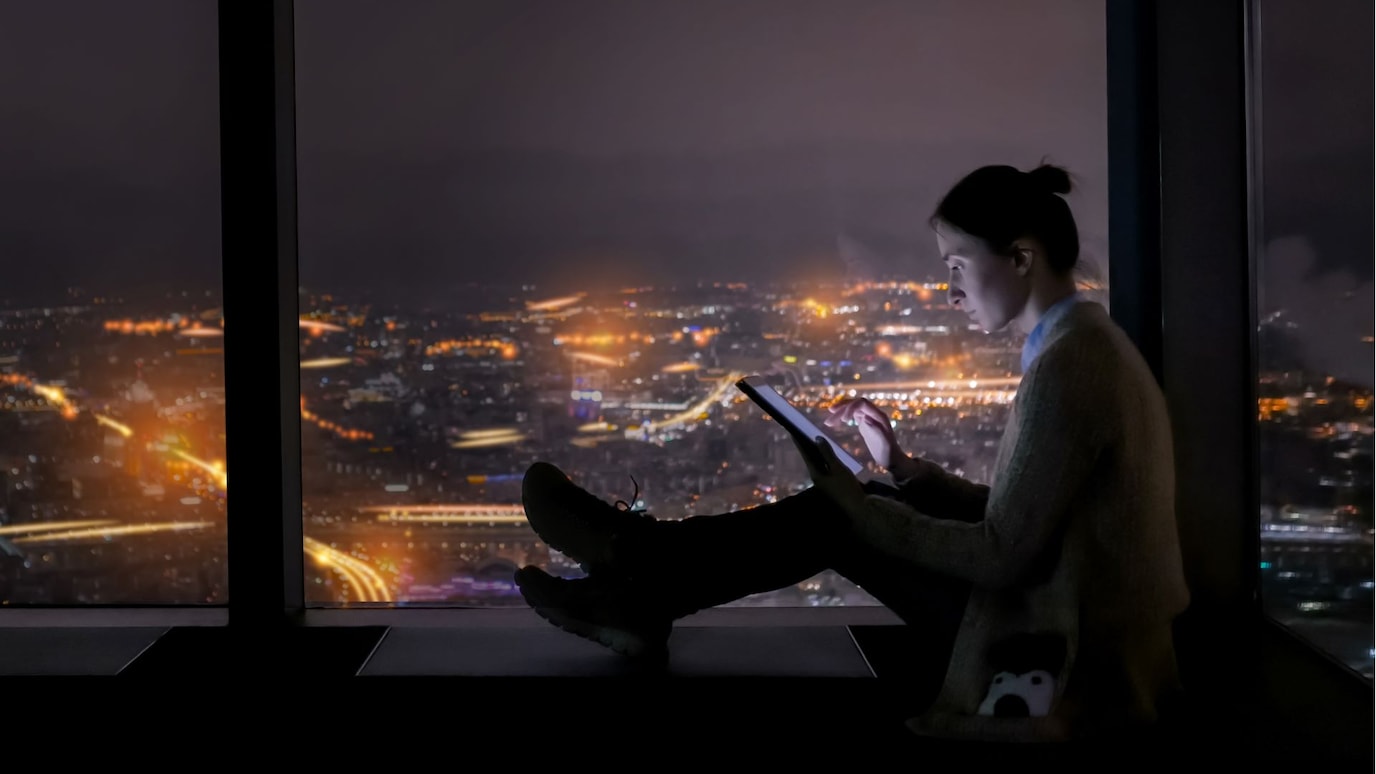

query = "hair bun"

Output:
[[1027, 164, 1072, 196]]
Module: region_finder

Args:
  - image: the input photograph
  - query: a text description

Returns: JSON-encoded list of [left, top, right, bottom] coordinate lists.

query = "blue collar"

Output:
[[1021, 292, 1082, 373]]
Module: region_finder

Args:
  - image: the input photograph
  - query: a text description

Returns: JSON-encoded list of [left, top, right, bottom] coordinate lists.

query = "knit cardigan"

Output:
[[852, 300, 1191, 742]]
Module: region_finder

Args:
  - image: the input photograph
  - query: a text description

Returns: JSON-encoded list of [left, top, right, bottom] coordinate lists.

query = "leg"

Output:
[[621, 482, 969, 631], [517, 463, 969, 668], [628, 483, 969, 707]]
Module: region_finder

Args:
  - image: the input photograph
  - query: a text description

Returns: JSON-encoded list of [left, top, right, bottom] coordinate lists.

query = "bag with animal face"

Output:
[[977, 632, 1067, 718]]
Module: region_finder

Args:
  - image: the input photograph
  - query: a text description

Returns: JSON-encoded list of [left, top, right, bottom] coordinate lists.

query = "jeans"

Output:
[[621, 480, 972, 691]]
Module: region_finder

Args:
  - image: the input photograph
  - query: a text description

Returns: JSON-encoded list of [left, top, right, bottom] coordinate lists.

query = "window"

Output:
[[0, 1, 225, 604], [1252, 0, 1374, 679], [293, 0, 1107, 608]]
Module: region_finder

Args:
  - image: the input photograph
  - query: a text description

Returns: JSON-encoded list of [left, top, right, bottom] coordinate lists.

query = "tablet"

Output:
[[735, 376, 866, 475]]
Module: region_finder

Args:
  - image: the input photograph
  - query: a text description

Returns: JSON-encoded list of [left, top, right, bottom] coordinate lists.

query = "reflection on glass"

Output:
[[0, 1, 225, 604], [294, 0, 1106, 608], [1254, 0, 1375, 679]]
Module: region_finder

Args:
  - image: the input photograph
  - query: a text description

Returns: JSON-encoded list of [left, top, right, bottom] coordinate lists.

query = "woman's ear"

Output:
[[1010, 238, 1041, 277]]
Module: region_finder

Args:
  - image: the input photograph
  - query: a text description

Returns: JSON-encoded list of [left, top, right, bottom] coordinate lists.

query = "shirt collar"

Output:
[[1020, 292, 1082, 373]]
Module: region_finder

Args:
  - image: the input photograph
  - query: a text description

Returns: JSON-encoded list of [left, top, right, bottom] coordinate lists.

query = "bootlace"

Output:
[[612, 474, 647, 514]]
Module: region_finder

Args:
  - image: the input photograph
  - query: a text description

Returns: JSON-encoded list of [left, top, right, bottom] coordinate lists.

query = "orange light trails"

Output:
[[177, 327, 223, 338], [13, 521, 214, 544], [95, 414, 134, 437], [425, 339, 519, 359], [660, 362, 702, 374], [799, 379, 1021, 408], [363, 504, 527, 524], [839, 281, 948, 297], [304, 536, 392, 603], [170, 449, 228, 490], [2, 376, 81, 420], [29, 384, 78, 419], [525, 293, 585, 312], [457, 428, 521, 440], [300, 397, 374, 441], [611, 371, 744, 436], [300, 357, 353, 369], [0, 520, 117, 536], [448, 426, 522, 451], [103, 318, 188, 335], [299, 318, 347, 333], [567, 352, 620, 367], [824, 377, 1023, 391]]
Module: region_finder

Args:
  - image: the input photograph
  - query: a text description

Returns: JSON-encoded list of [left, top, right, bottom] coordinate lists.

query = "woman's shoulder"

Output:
[[1024, 304, 1151, 404], [1031, 304, 1165, 420], [1041, 302, 1141, 367]]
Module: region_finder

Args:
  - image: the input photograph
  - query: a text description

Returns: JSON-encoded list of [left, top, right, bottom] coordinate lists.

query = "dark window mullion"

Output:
[[220, 0, 304, 629], [1106, 0, 1163, 387], [1154, 0, 1255, 618]]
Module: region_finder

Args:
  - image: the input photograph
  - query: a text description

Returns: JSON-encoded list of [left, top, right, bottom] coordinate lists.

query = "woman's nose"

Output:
[[948, 287, 964, 307]]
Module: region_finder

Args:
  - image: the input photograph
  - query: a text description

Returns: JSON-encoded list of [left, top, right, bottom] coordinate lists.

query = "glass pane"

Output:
[[294, 0, 1107, 607], [0, 1, 225, 604], [1254, 0, 1374, 679]]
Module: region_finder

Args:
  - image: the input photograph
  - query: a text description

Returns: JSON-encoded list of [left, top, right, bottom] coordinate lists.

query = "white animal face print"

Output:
[[977, 669, 1057, 717]]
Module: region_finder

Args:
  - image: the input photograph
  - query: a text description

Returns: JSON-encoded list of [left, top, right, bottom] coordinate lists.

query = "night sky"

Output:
[[0, 0, 1370, 380]]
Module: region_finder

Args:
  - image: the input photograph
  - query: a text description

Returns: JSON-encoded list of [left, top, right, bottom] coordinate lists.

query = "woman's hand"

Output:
[[787, 432, 867, 517], [824, 397, 905, 470]]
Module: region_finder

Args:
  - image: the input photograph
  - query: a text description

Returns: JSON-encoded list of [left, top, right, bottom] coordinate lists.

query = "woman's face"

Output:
[[934, 221, 1030, 333]]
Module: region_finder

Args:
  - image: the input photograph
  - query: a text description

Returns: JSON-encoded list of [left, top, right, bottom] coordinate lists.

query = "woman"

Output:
[[513, 162, 1191, 743]]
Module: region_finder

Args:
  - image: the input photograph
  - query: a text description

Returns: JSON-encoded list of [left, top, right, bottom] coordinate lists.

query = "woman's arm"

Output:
[[824, 396, 989, 521], [848, 341, 1110, 589], [888, 454, 989, 523]]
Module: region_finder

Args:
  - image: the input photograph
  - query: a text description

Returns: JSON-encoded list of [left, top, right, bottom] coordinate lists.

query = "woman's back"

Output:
[[904, 299, 1191, 741], [1036, 301, 1188, 628]]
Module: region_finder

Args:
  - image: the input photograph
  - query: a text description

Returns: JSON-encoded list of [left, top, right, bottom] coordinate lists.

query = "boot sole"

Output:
[[517, 582, 668, 665]]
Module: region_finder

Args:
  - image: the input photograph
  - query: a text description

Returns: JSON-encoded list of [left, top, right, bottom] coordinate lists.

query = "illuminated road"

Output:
[[170, 448, 228, 490], [639, 371, 745, 433], [299, 318, 346, 333], [300, 357, 353, 369], [567, 351, 621, 367], [451, 428, 526, 449], [525, 293, 585, 312], [840, 377, 1022, 390], [304, 536, 393, 603], [361, 504, 528, 525], [95, 414, 134, 437], [301, 396, 374, 440], [792, 378, 1022, 406], [3, 367, 397, 604], [12, 522, 215, 544], [0, 520, 117, 536]]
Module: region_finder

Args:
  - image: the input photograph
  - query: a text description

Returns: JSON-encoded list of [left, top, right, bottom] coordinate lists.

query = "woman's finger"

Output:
[[862, 413, 892, 435]]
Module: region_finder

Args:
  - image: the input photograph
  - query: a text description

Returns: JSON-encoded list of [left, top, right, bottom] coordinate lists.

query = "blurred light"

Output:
[[298, 318, 346, 333], [300, 357, 352, 369]]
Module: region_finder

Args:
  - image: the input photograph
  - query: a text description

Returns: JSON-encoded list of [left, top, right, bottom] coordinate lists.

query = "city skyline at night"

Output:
[[0, 277, 1370, 679]]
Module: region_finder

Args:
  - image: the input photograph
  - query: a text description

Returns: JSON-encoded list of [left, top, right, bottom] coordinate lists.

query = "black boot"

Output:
[[520, 461, 658, 577], [514, 565, 672, 664]]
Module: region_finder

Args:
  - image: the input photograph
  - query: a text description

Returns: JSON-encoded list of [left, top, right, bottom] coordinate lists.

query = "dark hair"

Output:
[[930, 162, 1080, 276]]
